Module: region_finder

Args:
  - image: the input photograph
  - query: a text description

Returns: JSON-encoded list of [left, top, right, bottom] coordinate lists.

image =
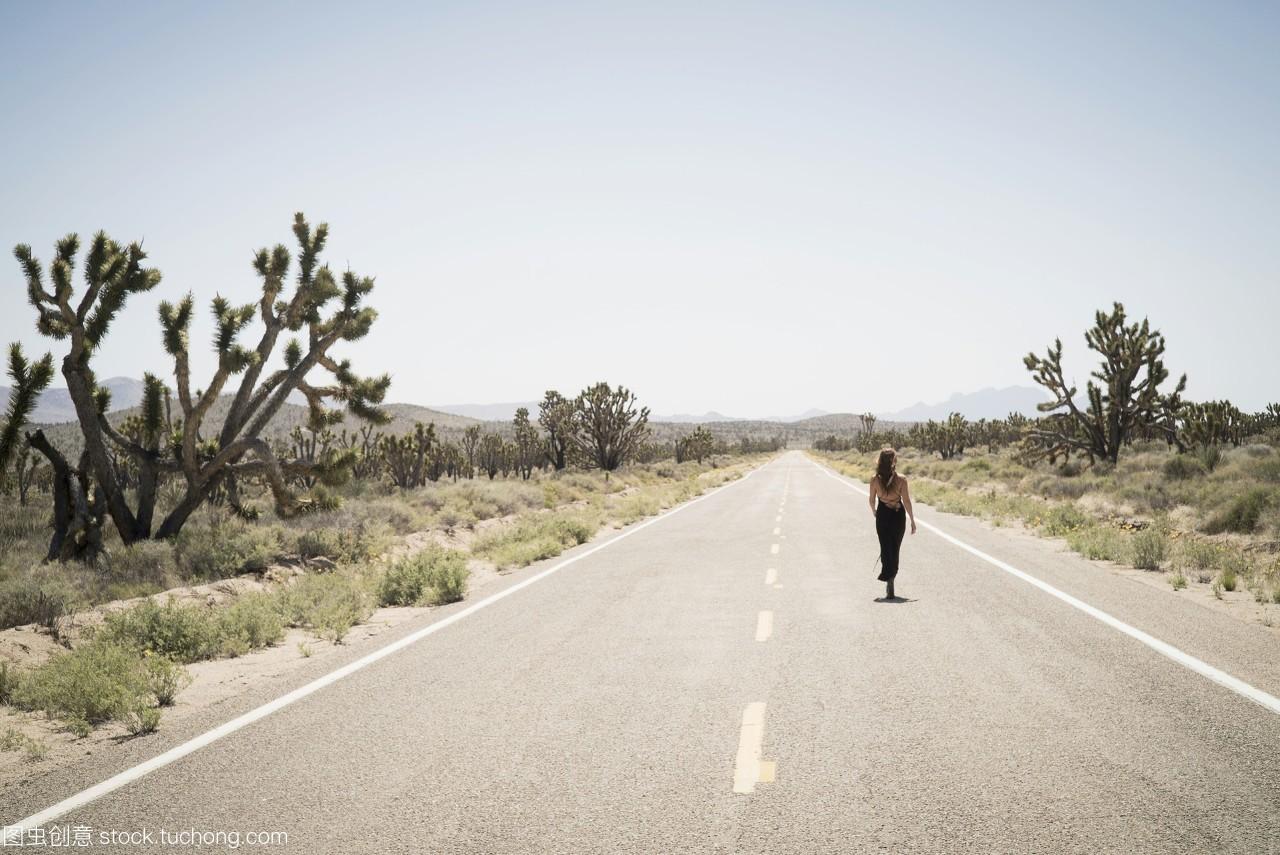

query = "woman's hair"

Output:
[[875, 447, 897, 487]]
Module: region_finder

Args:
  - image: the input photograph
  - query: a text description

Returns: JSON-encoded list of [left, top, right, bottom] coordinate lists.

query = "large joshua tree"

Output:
[[571, 382, 650, 476], [538, 390, 574, 471], [11, 213, 390, 555], [1023, 302, 1185, 465]]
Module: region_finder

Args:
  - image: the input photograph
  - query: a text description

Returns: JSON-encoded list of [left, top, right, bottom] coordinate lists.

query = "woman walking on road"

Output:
[[869, 447, 916, 599]]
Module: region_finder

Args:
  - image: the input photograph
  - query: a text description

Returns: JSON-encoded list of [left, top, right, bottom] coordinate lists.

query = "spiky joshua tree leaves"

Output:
[[571, 382, 650, 477], [1023, 303, 1185, 465], [10, 214, 390, 557]]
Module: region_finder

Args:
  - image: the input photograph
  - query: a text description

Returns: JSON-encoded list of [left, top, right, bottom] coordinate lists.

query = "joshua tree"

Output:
[[9, 214, 390, 556], [1179, 400, 1246, 451], [0, 345, 54, 506], [379, 422, 435, 488], [677, 425, 716, 463], [859, 413, 877, 434], [907, 413, 967, 459], [477, 432, 505, 480], [460, 425, 481, 479], [570, 382, 650, 477], [512, 407, 541, 480], [538, 390, 574, 471], [1023, 303, 1185, 465]]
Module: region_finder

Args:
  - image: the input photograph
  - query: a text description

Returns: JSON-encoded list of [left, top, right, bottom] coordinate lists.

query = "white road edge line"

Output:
[[811, 458, 1280, 716], [3, 464, 768, 841]]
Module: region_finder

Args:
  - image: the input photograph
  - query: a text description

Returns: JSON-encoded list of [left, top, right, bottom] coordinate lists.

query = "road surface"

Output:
[[6, 451, 1280, 853]]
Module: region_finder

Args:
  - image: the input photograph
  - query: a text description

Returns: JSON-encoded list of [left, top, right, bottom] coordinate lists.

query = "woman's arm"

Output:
[[868, 477, 877, 517], [901, 477, 917, 534]]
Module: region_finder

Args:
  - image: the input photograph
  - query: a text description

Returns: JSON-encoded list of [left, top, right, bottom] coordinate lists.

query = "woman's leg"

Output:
[[875, 506, 895, 581]]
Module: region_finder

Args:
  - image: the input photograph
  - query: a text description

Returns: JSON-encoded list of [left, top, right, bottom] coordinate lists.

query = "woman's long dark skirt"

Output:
[[875, 501, 906, 581]]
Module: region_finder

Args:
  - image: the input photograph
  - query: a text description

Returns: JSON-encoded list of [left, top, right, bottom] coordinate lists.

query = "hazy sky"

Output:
[[2, 1, 1276, 417]]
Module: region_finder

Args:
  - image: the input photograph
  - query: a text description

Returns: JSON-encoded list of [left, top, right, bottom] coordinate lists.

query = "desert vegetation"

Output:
[[0, 216, 774, 750], [813, 303, 1279, 613]]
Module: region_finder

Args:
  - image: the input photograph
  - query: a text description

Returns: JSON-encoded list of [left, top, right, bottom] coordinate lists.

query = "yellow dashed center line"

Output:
[[770, 543, 779, 555], [765, 567, 777, 585]]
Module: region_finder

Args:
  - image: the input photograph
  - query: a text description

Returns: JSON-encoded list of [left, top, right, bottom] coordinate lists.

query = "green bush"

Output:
[[378, 547, 470, 606], [1204, 489, 1272, 534], [174, 522, 283, 581], [473, 510, 602, 569], [142, 655, 192, 706], [124, 703, 162, 736], [1039, 503, 1090, 536], [216, 594, 285, 657], [1129, 528, 1169, 570], [97, 599, 219, 663], [1220, 568, 1239, 592], [294, 521, 390, 564], [275, 572, 372, 643], [14, 641, 150, 726], [1065, 525, 1128, 562]]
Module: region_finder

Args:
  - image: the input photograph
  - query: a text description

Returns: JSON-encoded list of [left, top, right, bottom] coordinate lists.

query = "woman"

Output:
[[868, 447, 916, 599]]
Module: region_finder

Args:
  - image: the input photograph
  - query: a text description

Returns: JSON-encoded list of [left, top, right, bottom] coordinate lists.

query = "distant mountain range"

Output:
[[1, 376, 145, 424], [8, 382, 1052, 433], [878, 385, 1052, 422]]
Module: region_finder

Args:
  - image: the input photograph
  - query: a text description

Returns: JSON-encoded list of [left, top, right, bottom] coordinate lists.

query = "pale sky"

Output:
[[2, 1, 1277, 417]]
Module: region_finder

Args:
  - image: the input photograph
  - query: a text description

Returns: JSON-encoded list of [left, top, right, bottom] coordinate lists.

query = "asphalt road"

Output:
[[6, 451, 1280, 853]]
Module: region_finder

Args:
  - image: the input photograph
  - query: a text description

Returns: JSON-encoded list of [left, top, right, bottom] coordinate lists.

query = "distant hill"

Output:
[[879, 385, 1050, 422], [651, 411, 743, 424], [2, 376, 144, 424], [430, 402, 538, 422]]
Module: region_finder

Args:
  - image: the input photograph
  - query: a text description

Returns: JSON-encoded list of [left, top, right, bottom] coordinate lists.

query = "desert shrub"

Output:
[[1204, 489, 1272, 534], [1039, 503, 1090, 536], [433, 499, 478, 532], [294, 521, 390, 565], [473, 510, 602, 569], [1065, 525, 1128, 562], [275, 572, 372, 643], [0, 727, 48, 760], [0, 661, 20, 705], [378, 547, 470, 607], [1176, 539, 1223, 571], [1195, 445, 1223, 473], [97, 599, 219, 663], [1162, 455, 1205, 481], [614, 493, 662, 525], [174, 522, 283, 581], [143, 655, 192, 706], [106, 540, 180, 587], [0, 578, 79, 634], [216, 594, 286, 657], [1129, 529, 1169, 570], [14, 640, 149, 727], [124, 703, 162, 736], [1170, 571, 1187, 590], [1220, 567, 1239, 592], [1257, 457, 1280, 483]]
